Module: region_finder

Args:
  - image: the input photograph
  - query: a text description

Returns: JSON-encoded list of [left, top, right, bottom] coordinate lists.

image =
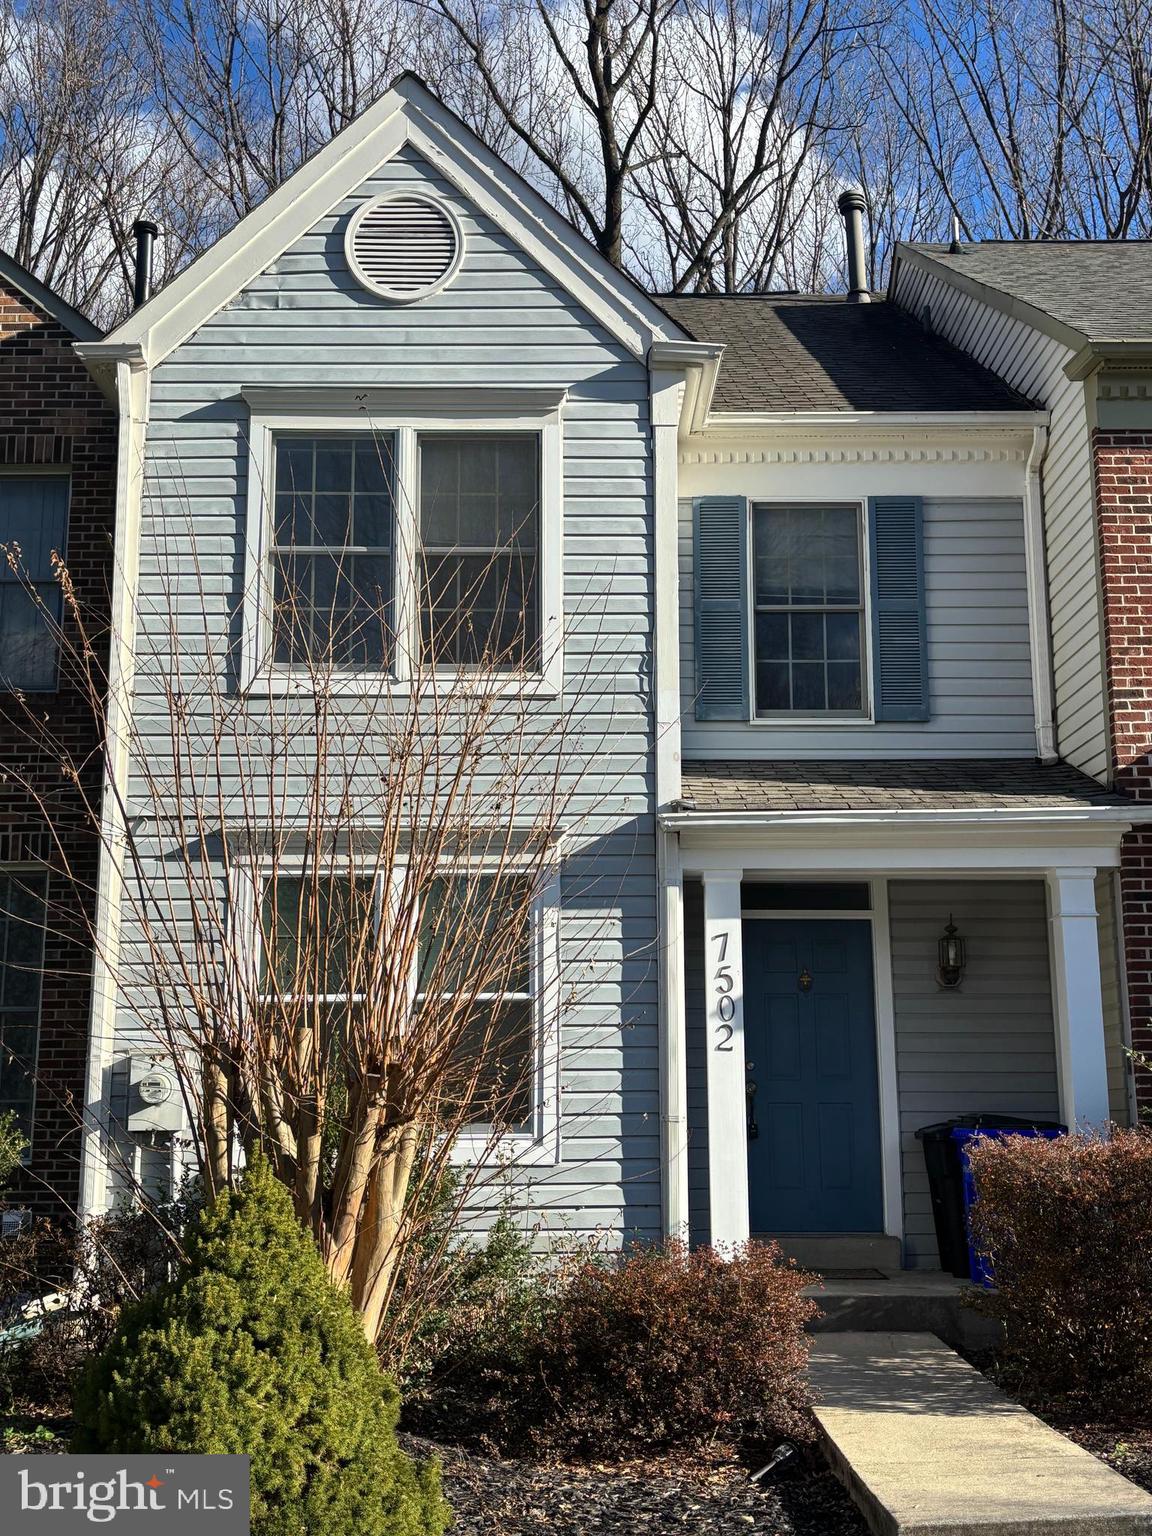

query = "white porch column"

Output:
[[658, 833, 689, 1241], [1045, 867, 1111, 1129], [701, 870, 750, 1247]]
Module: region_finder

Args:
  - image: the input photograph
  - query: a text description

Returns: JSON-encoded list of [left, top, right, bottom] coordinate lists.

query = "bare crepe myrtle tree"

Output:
[[3, 426, 648, 1349]]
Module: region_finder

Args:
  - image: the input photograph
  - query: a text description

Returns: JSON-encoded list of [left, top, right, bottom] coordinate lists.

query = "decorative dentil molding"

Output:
[[680, 442, 1027, 466]]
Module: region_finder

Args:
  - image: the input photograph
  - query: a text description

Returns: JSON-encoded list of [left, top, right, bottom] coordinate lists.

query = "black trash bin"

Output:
[[915, 1114, 1065, 1278]]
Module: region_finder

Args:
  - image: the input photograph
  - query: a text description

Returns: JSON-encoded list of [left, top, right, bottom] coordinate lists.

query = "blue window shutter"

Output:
[[693, 496, 749, 721], [868, 496, 929, 722]]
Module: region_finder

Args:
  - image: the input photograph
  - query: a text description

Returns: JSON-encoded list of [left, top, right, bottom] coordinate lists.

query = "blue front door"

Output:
[[744, 919, 883, 1234]]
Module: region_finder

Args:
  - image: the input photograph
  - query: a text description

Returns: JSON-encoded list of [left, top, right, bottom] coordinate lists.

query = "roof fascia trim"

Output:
[[1065, 340, 1152, 380], [0, 250, 101, 341], [891, 245, 1089, 354], [648, 339, 724, 432], [696, 407, 1046, 436]]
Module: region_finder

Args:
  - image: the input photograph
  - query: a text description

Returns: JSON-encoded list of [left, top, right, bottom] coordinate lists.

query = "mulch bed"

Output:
[[400, 1435, 868, 1536], [1037, 1420, 1152, 1496]]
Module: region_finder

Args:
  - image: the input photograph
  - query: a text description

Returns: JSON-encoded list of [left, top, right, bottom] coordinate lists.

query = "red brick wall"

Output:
[[0, 281, 116, 1216], [1093, 429, 1152, 1118]]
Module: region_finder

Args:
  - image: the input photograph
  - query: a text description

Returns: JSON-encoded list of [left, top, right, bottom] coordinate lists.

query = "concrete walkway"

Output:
[[810, 1333, 1152, 1536]]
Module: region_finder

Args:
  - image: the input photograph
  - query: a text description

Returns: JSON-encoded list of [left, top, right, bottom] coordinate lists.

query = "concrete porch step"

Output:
[[764, 1232, 902, 1271], [807, 1269, 1001, 1352], [810, 1333, 1152, 1535]]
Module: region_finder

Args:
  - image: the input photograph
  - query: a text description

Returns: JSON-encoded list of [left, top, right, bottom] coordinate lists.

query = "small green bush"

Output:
[[0, 1110, 27, 1190], [968, 1127, 1152, 1412], [406, 1238, 818, 1457], [72, 1158, 448, 1536]]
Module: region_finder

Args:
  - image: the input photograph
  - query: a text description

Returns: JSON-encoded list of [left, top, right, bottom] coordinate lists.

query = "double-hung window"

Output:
[[752, 502, 866, 716], [251, 406, 554, 689], [254, 867, 552, 1157], [0, 867, 48, 1142], [0, 475, 69, 692]]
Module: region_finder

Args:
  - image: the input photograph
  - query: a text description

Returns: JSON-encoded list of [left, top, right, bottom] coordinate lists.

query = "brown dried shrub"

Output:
[[406, 1238, 818, 1457], [967, 1127, 1152, 1412]]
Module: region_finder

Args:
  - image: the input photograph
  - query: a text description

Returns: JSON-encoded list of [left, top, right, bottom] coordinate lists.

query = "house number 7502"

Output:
[[711, 931, 736, 1050]]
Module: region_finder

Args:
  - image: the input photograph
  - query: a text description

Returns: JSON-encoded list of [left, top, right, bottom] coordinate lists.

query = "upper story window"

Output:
[[692, 494, 928, 725], [243, 395, 562, 696], [0, 475, 69, 692], [752, 502, 865, 716], [420, 435, 540, 669], [271, 436, 396, 669]]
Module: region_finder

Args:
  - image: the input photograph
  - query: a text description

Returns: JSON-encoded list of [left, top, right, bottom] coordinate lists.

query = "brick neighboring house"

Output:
[[889, 241, 1152, 1123], [0, 250, 115, 1216]]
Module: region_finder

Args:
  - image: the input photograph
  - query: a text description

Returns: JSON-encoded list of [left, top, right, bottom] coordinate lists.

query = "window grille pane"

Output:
[[270, 436, 395, 668], [0, 478, 68, 692], [419, 435, 540, 668], [261, 876, 373, 997], [446, 999, 534, 1129], [418, 874, 532, 996], [0, 869, 47, 1138], [752, 502, 865, 716]]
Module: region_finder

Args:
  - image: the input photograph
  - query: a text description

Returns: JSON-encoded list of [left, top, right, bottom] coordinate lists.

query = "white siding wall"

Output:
[[891, 263, 1109, 780], [889, 879, 1059, 1269], [679, 495, 1037, 758], [116, 146, 662, 1238]]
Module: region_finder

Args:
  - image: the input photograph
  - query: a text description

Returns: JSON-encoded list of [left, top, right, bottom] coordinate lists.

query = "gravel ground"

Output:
[[400, 1435, 869, 1536]]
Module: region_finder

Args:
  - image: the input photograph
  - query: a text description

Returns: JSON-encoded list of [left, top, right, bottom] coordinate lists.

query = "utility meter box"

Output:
[[125, 1056, 184, 1134]]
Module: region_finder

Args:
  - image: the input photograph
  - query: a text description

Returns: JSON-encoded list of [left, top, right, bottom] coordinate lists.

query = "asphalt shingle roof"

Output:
[[656, 294, 1035, 413], [679, 759, 1127, 814], [907, 241, 1152, 343]]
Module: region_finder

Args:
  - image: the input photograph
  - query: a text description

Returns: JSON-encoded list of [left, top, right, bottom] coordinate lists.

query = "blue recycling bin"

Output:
[[952, 1123, 1066, 1286]]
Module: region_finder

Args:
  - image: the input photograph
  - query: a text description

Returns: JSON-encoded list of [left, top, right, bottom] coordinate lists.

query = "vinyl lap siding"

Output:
[[892, 263, 1108, 781], [679, 496, 1036, 757], [127, 146, 661, 1239], [889, 879, 1059, 1268]]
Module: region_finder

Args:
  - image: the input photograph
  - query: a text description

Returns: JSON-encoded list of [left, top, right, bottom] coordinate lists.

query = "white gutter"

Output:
[[660, 806, 1152, 831], [76, 345, 149, 1216], [1023, 424, 1057, 761], [648, 340, 724, 436]]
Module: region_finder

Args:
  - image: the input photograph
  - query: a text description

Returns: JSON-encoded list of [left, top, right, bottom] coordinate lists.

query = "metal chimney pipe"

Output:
[[837, 190, 871, 304], [131, 219, 159, 309]]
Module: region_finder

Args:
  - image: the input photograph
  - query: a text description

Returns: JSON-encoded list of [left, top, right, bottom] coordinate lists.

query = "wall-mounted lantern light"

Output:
[[937, 915, 966, 989]]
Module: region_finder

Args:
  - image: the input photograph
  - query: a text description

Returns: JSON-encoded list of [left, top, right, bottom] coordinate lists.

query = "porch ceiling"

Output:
[[678, 758, 1128, 815]]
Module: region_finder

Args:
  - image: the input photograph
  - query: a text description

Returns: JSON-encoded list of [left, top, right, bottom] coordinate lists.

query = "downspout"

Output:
[[76, 348, 150, 1215], [1023, 423, 1057, 761]]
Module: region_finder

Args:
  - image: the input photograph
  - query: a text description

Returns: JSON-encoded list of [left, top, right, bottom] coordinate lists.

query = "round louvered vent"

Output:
[[344, 192, 464, 302]]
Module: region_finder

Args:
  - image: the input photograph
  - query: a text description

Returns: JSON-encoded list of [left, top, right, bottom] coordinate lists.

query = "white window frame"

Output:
[[230, 857, 561, 1167], [240, 389, 565, 697], [745, 496, 875, 726]]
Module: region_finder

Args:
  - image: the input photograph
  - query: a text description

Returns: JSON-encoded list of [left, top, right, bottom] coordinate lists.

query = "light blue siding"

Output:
[[680, 496, 1037, 757], [117, 146, 662, 1238], [889, 879, 1059, 1269]]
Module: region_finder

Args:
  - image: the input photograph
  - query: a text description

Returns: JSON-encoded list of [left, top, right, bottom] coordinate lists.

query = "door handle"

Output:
[[746, 1076, 759, 1141]]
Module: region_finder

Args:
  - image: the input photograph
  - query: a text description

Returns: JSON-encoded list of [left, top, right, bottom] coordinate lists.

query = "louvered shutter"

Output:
[[693, 496, 749, 721], [868, 496, 929, 722]]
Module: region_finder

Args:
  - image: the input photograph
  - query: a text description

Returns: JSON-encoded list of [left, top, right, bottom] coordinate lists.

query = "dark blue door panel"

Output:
[[744, 919, 883, 1234]]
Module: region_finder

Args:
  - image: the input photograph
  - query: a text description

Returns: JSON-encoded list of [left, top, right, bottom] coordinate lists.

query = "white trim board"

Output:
[[82, 75, 686, 370]]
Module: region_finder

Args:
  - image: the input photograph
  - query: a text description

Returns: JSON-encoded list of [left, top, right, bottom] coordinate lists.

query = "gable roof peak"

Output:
[[88, 73, 684, 368]]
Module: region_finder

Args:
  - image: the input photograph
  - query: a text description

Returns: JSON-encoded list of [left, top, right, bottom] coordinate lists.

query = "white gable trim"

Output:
[[87, 75, 684, 368]]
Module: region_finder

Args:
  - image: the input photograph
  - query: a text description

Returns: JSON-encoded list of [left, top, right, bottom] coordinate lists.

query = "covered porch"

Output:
[[659, 760, 1144, 1270]]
